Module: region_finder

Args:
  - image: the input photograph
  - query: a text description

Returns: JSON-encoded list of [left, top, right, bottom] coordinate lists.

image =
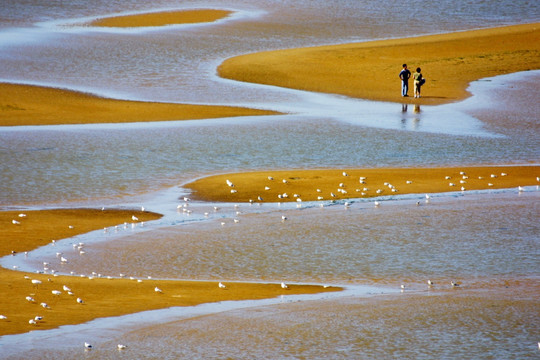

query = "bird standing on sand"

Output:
[[40, 302, 50, 309], [281, 282, 289, 289], [219, 282, 226, 289], [154, 286, 163, 293], [84, 342, 93, 349]]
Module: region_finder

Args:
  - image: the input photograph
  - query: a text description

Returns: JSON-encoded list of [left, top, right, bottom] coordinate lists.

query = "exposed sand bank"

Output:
[[0, 209, 338, 336], [185, 166, 539, 203], [0, 83, 280, 126], [218, 23, 540, 105], [88, 9, 232, 28]]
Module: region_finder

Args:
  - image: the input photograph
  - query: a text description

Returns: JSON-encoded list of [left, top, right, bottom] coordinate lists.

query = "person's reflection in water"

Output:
[[413, 104, 421, 129], [401, 103, 408, 128]]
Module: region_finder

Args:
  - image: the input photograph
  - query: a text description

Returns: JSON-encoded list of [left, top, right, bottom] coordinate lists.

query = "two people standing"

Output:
[[399, 64, 425, 98]]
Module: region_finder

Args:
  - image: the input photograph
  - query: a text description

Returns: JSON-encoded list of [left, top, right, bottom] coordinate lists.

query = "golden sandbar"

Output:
[[218, 23, 540, 105], [89, 9, 232, 28], [0, 209, 339, 336], [0, 83, 280, 126], [185, 166, 539, 203]]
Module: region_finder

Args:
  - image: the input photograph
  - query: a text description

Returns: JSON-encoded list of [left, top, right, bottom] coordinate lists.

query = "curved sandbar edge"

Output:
[[88, 9, 233, 28], [0, 83, 281, 126], [184, 166, 540, 203], [218, 23, 540, 105], [0, 209, 339, 336]]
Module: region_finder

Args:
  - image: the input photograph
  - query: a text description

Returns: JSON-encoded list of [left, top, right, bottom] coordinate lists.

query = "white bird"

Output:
[[40, 302, 50, 309], [342, 171, 348, 177], [31, 279, 42, 287], [84, 342, 93, 349], [131, 215, 138, 221], [218, 282, 226, 289], [12, 219, 20, 225], [451, 281, 460, 287], [264, 186, 270, 190], [154, 286, 163, 293], [518, 186, 524, 192], [374, 201, 380, 207], [26, 296, 35, 303], [281, 215, 287, 221], [226, 179, 234, 187], [60, 257, 68, 263], [77, 297, 84, 304], [118, 344, 127, 350], [281, 282, 289, 289], [34, 315, 43, 321], [400, 284, 405, 291], [428, 280, 434, 286], [29, 319, 37, 325], [268, 176, 274, 181], [0, 315, 7, 320], [282, 179, 288, 184], [51, 290, 62, 296]]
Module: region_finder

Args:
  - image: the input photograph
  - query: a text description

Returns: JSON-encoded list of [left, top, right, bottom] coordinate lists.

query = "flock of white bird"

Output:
[[4, 172, 538, 352]]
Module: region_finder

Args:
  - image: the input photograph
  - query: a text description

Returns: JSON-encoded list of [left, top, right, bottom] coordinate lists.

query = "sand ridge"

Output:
[[218, 23, 540, 105], [0, 83, 280, 126], [0, 209, 338, 336], [184, 166, 540, 203], [88, 9, 232, 28]]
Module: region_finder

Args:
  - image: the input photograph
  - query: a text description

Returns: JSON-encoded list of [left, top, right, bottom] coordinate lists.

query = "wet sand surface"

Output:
[[88, 9, 232, 28], [219, 23, 540, 105], [0, 83, 279, 126], [185, 165, 539, 203]]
